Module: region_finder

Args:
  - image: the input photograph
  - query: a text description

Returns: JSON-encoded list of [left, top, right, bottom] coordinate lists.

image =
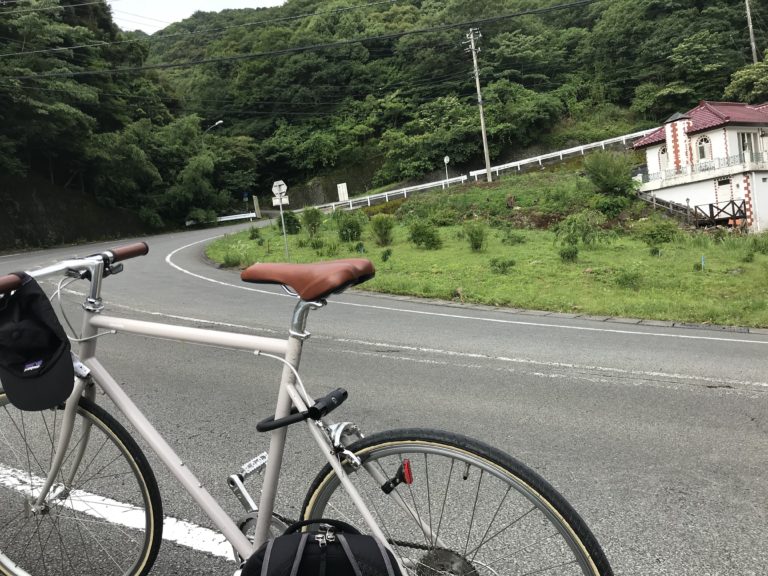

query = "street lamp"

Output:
[[201, 119, 223, 148], [443, 155, 450, 189]]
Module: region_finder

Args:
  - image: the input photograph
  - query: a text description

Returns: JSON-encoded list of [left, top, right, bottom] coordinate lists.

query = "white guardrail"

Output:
[[315, 175, 467, 213], [468, 128, 656, 181], [212, 129, 655, 224]]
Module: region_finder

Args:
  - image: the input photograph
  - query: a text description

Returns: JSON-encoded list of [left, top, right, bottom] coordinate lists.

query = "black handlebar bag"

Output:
[[0, 273, 74, 410], [242, 519, 401, 576]]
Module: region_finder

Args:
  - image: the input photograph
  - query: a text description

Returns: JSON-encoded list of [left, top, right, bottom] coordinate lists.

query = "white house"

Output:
[[634, 101, 768, 231]]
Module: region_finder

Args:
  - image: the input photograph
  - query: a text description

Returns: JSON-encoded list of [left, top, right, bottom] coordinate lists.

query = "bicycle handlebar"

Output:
[[103, 242, 149, 263], [0, 273, 22, 295], [0, 241, 150, 295]]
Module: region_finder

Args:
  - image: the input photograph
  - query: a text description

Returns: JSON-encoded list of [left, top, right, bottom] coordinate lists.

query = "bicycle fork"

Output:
[[30, 356, 95, 512]]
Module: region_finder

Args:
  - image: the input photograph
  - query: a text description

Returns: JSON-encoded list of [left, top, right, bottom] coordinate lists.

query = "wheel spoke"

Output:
[[0, 395, 160, 576], [303, 430, 610, 576]]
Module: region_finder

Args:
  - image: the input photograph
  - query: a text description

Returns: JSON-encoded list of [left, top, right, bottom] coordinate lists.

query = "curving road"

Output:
[[2, 224, 767, 575]]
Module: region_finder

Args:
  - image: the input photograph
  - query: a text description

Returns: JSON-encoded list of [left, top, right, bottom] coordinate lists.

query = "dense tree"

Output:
[[1, 0, 766, 233]]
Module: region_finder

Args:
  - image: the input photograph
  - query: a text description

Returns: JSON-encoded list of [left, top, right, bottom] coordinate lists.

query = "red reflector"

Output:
[[402, 459, 413, 484]]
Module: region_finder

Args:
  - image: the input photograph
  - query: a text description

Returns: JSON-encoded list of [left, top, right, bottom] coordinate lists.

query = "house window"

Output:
[[659, 146, 668, 170], [696, 137, 711, 161], [738, 132, 758, 159]]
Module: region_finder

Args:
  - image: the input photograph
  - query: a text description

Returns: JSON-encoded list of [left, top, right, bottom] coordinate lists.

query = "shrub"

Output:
[[381, 248, 393, 262], [301, 208, 324, 238], [248, 226, 261, 240], [591, 194, 631, 218], [583, 151, 636, 197], [335, 211, 364, 242], [309, 237, 325, 250], [362, 198, 406, 217], [633, 216, 678, 246], [279, 211, 301, 235], [323, 241, 340, 257], [559, 244, 579, 262], [614, 268, 642, 290], [464, 222, 487, 252], [554, 210, 608, 246], [370, 214, 395, 246], [501, 229, 526, 246], [429, 207, 460, 227], [222, 250, 242, 268], [489, 257, 515, 274], [353, 241, 366, 254], [649, 245, 661, 256], [408, 221, 442, 250]]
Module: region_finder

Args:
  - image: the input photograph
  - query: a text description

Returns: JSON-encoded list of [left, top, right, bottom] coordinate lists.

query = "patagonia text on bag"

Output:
[[0, 274, 74, 411], [242, 518, 401, 576]]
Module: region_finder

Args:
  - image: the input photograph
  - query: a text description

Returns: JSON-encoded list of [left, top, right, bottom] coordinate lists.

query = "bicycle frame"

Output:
[[29, 256, 392, 562]]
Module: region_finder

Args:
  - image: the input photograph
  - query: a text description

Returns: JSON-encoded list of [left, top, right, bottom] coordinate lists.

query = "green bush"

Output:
[[222, 250, 242, 268], [429, 207, 460, 227], [279, 211, 301, 235], [559, 244, 579, 262], [362, 198, 406, 217], [335, 211, 364, 242], [591, 194, 631, 218], [248, 226, 261, 240], [309, 237, 324, 250], [583, 151, 636, 197], [464, 222, 487, 252], [489, 257, 515, 274], [633, 216, 679, 246], [370, 214, 395, 246], [554, 210, 608, 246], [381, 248, 393, 262], [408, 221, 442, 250], [614, 268, 642, 290], [301, 208, 324, 238], [501, 229, 526, 245]]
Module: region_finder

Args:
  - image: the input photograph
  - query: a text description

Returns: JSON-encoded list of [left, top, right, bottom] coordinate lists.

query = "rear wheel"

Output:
[[302, 428, 612, 576], [0, 394, 163, 576]]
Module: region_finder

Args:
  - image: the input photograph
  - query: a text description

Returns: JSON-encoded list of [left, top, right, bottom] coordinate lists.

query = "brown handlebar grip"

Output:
[[0, 273, 22, 295], [107, 242, 149, 263]]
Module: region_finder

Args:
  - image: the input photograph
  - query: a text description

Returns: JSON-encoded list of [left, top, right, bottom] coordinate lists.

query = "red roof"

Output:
[[633, 101, 768, 149]]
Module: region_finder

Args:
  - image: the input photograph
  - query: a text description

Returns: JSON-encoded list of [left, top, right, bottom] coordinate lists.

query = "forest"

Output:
[[1, 0, 767, 238]]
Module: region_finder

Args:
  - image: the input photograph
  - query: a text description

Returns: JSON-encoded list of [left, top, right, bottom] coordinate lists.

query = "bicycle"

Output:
[[0, 242, 613, 576]]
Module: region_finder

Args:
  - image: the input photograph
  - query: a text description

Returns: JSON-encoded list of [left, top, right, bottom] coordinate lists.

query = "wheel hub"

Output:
[[416, 549, 479, 576]]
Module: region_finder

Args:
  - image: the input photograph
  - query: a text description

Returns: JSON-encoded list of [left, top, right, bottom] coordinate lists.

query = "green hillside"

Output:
[[1, 0, 766, 246]]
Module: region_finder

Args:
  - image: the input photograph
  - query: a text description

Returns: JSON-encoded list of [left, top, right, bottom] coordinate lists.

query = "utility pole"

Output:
[[746, 0, 758, 64], [465, 28, 492, 183]]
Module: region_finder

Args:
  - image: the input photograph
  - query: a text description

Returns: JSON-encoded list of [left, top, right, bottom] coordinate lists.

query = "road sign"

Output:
[[272, 180, 287, 197], [272, 197, 289, 206]]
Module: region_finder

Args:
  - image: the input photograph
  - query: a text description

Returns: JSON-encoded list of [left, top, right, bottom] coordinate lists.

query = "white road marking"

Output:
[[165, 237, 768, 347], [0, 465, 235, 560]]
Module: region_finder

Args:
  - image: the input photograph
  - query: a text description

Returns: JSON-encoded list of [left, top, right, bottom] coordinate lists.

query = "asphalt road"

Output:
[[2, 224, 767, 575]]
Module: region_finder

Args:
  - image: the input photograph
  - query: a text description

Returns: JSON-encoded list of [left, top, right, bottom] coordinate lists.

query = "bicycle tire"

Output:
[[0, 393, 163, 576], [302, 428, 612, 576]]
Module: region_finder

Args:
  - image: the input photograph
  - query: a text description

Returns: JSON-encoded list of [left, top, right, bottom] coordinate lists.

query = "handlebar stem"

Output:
[[83, 259, 106, 312]]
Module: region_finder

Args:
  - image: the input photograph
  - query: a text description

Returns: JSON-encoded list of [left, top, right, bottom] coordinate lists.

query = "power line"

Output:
[[0, 0, 396, 58], [8, 0, 597, 80], [0, 0, 106, 14]]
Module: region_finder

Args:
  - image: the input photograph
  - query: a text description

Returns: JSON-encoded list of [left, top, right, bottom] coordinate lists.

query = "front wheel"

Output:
[[302, 429, 612, 576], [0, 393, 163, 576]]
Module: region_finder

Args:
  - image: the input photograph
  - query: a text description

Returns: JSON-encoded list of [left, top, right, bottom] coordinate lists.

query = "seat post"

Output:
[[289, 298, 326, 340]]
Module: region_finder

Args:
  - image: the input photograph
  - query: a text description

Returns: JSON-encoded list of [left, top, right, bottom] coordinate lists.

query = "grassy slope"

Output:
[[207, 176, 768, 328]]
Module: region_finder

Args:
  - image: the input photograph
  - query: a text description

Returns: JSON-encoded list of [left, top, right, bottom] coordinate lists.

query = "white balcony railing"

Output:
[[641, 152, 768, 184]]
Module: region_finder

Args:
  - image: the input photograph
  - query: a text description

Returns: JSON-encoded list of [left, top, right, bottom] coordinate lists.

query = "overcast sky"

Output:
[[107, 1, 286, 34]]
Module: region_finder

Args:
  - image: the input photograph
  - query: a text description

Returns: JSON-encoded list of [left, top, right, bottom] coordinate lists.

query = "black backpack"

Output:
[[241, 519, 402, 576]]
